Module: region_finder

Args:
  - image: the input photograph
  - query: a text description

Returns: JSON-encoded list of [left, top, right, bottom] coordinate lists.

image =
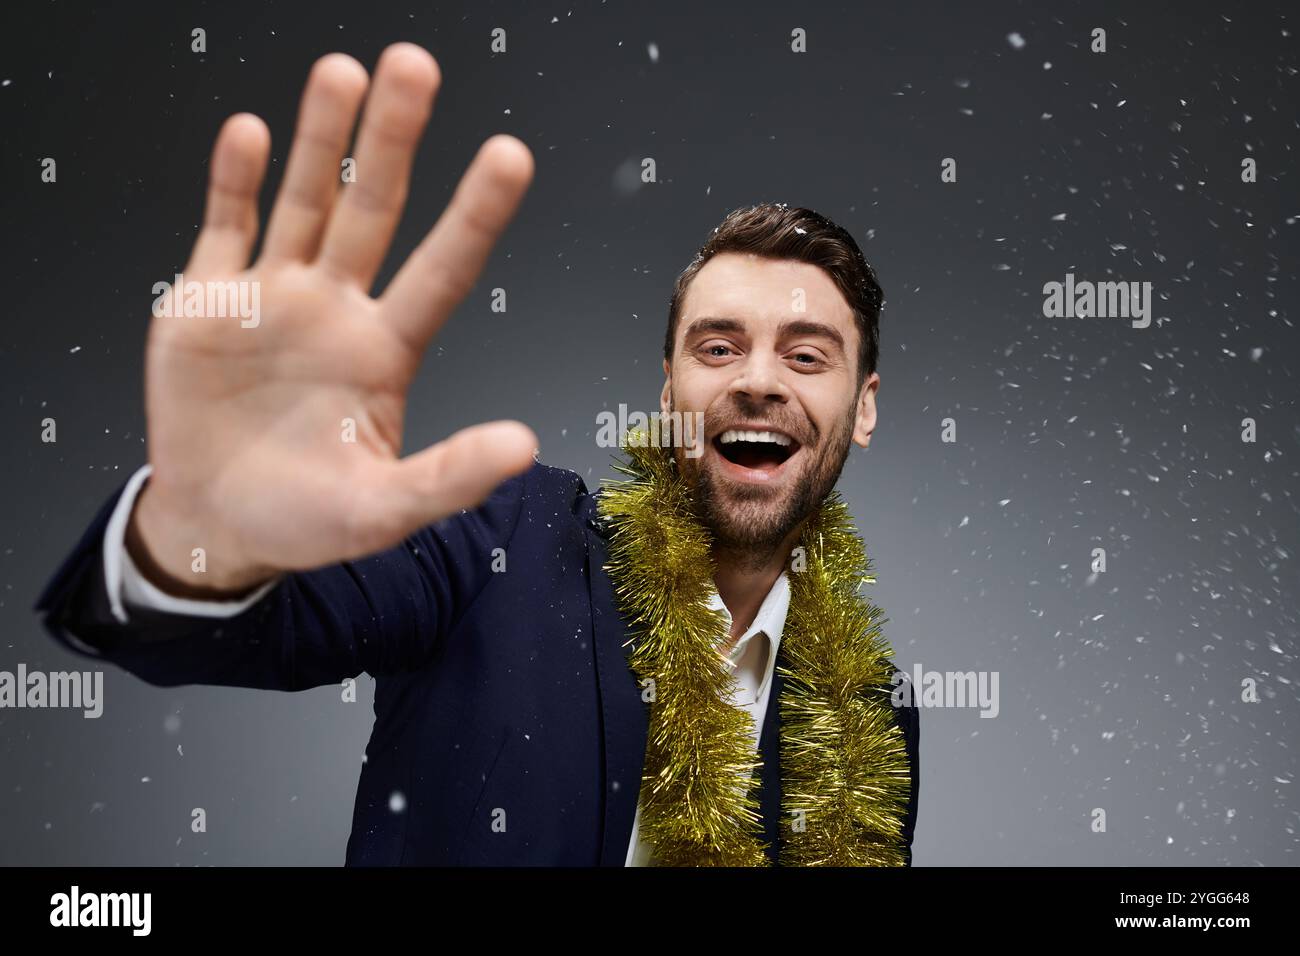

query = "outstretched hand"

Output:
[[129, 43, 538, 596]]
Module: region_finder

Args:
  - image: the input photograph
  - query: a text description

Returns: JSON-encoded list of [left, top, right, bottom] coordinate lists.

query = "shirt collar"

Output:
[[707, 572, 790, 701]]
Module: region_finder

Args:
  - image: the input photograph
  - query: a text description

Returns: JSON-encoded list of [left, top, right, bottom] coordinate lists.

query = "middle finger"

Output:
[[317, 43, 441, 291]]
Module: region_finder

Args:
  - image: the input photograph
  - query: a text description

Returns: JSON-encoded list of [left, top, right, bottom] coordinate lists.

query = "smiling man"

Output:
[[664, 237, 881, 628], [34, 42, 918, 867]]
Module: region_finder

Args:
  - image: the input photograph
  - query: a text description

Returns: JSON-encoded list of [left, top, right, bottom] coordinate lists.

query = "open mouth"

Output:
[[712, 428, 799, 474]]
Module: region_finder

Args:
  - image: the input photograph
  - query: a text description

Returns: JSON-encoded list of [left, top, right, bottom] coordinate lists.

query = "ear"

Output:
[[659, 359, 672, 418], [852, 372, 880, 448]]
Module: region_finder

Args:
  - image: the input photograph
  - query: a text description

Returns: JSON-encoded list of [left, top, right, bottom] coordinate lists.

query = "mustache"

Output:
[[703, 402, 819, 447]]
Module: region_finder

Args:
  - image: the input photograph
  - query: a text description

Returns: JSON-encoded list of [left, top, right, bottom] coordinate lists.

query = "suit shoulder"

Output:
[[521, 460, 595, 515], [525, 460, 589, 494], [422, 460, 592, 545]]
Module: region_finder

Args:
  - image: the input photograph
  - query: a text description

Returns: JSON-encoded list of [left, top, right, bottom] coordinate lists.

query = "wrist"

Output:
[[127, 480, 275, 599]]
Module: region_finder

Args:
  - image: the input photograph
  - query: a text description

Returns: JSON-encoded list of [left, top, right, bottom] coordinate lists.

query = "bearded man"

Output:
[[35, 42, 918, 867]]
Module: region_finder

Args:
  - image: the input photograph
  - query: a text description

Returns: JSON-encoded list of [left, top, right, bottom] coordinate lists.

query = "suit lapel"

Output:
[[582, 494, 788, 867], [583, 513, 649, 867]]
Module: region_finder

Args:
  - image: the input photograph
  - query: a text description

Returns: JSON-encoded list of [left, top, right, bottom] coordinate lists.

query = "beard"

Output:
[[671, 393, 857, 569]]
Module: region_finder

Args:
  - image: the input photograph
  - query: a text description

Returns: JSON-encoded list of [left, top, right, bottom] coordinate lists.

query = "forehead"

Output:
[[680, 251, 854, 333]]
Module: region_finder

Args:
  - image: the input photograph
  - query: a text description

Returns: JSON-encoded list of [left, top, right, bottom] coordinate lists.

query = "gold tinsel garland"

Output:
[[597, 431, 912, 866]]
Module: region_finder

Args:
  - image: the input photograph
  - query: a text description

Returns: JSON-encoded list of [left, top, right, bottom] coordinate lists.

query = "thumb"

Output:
[[374, 420, 538, 535]]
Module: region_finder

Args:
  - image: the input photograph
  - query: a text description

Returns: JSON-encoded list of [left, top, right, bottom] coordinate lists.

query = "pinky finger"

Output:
[[186, 113, 271, 275]]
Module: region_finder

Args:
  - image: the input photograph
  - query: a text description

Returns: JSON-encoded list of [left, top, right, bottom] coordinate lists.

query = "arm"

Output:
[[36, 463, 530, 691], [33, 43, 542, 686]]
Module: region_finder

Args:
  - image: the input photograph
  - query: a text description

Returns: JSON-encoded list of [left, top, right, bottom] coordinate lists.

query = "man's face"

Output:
[[661, 251, 880, 555]]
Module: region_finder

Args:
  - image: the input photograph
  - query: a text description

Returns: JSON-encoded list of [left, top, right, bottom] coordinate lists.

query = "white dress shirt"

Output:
[[103, 464, 791, 866], [624, 570, 789, 865]]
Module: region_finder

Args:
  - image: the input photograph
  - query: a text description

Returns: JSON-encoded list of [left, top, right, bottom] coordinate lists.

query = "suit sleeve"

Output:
[[33, 465, 531, 691]]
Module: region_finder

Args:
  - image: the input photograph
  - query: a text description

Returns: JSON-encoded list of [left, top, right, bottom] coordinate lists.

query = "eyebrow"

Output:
[[683, 316, 846, 351]]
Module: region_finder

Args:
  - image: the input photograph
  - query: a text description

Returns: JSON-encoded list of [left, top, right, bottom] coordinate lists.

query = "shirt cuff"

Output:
[[104, 464, 280, 623]]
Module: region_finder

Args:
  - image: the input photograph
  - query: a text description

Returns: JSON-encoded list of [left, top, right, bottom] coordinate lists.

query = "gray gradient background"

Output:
[[1, 0, 1296, 865]]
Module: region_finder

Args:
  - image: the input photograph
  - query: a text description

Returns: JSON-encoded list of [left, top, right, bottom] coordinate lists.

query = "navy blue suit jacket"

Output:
[[34, 461, 918, 865]]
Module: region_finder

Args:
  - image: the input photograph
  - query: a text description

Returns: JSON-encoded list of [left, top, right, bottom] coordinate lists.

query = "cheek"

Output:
[[667, 376, 720, 413], [789, 384, 826, 422], [801, 394, 856, 444]]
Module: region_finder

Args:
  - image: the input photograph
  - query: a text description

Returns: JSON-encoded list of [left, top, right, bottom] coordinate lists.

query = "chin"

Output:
[[690, 452, 811, 552], [672, 414, 855, 553]]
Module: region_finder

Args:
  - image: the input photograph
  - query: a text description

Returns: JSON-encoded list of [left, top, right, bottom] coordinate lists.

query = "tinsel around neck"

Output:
[[596, 430, 912, 866]]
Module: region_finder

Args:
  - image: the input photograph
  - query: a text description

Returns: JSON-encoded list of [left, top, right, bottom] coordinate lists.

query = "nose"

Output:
[[728, 351, 790, 404]]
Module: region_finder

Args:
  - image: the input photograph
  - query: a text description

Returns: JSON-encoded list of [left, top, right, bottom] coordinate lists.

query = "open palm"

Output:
[[133, 44, 537, 594]]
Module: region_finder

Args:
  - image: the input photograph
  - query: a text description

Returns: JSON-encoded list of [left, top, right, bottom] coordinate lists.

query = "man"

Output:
[[34, 42, 918, 866]]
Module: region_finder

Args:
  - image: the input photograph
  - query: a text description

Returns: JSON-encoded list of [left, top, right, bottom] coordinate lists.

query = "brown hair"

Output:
[[664, 202, 883, 385]]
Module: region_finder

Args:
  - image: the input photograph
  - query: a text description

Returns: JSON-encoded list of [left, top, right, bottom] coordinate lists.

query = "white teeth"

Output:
[[718, 429, 792, 446]]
